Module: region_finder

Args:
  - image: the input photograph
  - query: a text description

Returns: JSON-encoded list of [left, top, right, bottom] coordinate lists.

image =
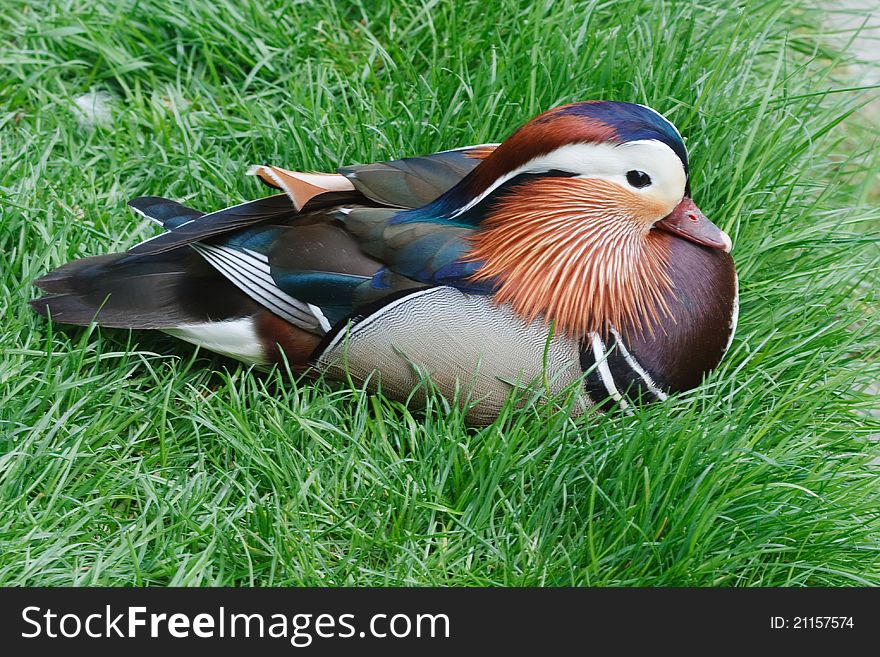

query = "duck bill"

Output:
[[654, 197, 732, 252]]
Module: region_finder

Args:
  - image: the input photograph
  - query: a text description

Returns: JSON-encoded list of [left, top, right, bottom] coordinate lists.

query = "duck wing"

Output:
[[31, 145, 499, 355], [338, 143, 497, 208], [144, 145, 499, 330]]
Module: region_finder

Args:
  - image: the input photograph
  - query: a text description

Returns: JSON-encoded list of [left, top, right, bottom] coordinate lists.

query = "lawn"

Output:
[[1, 0, 878, 586]]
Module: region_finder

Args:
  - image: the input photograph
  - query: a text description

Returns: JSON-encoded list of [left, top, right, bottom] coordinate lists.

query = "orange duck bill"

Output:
[[654, 197, 732, 252]]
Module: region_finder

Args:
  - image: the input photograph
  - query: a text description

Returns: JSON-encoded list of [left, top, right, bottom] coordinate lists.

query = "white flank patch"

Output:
[[72, 90, 113, 127], [449, 140, 687, 219], [164, 317, 265, 364]]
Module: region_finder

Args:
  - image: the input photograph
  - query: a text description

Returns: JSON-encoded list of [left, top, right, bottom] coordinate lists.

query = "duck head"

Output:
[[453, 101, 732, 337]]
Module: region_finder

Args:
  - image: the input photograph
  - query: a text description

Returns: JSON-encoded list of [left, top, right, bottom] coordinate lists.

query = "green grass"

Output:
[[1, 0, 879, 586]]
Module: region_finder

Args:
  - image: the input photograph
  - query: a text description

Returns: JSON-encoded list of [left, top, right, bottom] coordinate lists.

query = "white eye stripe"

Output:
[[450, 140, 686, 219]]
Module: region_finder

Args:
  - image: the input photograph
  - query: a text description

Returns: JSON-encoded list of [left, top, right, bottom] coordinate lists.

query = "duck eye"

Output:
[[626, 170, 651, 188]]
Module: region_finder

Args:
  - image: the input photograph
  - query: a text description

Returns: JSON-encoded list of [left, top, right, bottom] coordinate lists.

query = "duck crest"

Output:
[[466, 177, 674, 339]]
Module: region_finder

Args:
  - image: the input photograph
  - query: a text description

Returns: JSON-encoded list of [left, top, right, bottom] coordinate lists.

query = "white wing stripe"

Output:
[[243, 247, 270, 263], [129, 204, 195, 231], [194, 245, 311, 319], [193, 245, 309, 326], [192, 243, 323, 331], [128, 204, 163, 227], [201, 256, 315, 328], [308, 303, 332, 332]]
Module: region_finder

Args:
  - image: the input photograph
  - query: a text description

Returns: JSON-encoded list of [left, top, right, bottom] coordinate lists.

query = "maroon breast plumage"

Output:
[[30, 100, 738, 424]]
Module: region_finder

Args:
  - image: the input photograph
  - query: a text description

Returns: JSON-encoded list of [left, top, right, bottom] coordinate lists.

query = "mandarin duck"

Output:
[[30, 101, 738, 424]]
